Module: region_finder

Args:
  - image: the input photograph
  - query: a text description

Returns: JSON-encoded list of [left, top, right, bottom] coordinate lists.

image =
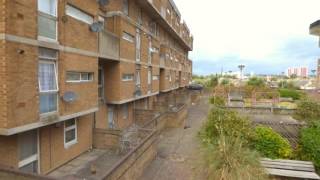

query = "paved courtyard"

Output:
[[140, 95, 210, 180]]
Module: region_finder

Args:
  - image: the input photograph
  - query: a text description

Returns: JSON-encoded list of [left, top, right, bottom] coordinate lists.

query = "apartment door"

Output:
[[108, 106, 115, 129], [18, 130, 39, 173]]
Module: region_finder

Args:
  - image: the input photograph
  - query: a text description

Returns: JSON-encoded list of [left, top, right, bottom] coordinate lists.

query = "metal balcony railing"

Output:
[[99, 30, 120, 60]]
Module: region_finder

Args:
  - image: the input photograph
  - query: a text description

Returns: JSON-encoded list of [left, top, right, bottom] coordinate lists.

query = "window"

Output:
[[149, 22, 158, 36], [153, 75, 159, 80], [148, 69, 152, 85], [38, 0, 57, 41], [98, 66, 104, 100], [66, 72, 94, 82], [136, 71, 141, 86], [138, 8, 142, 25], [66, 4, 93, 24], [38, 48, 58, 115], [136, 29, 141, 62], [122, 32, 134, 43], [64, 119, 77, 148], [18, 130, 38, 174], [123, 104, 128, 119], [148, 36, 152, 64], [123, 0, 129, 16], [122, 74, 134, 81]]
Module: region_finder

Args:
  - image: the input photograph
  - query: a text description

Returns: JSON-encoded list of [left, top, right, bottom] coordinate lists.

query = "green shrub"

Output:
[[247, 77, 265, 87], [298, 121, 320, 170], [295, 100, 320, 122], [200, 108, 255, 145], [209, 96, 226, 106], [200, 135, 267, 180], [254, 126, 292, 159], [279, 89, 301, 100]]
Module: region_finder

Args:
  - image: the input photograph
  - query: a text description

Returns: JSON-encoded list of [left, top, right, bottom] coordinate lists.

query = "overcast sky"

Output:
[[174, 0, 320, 75]]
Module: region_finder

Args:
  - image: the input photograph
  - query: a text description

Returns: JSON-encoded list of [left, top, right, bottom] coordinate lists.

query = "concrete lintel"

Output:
[[0, 107, 98, 136]]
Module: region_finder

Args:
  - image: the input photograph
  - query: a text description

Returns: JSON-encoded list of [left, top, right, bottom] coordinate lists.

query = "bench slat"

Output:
[[265, 168, 320, 179], [262, 158, 313, 165], [262, 163, 315, 172], [261, 161, 315, 170]]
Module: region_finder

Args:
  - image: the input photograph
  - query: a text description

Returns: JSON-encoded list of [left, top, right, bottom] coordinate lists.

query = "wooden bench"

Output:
[[261, 158, 320, 179]]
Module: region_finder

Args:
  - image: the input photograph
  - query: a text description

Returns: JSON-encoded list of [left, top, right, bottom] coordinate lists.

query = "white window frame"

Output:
[[18, 130, 40, 174], [64, 119, 78, 148], [37, 0, 58, 42], [65, 4, 94, 25], [122, 32, 134, 43], [122, 74, 134, 82], [39, 53, 59, 116], [66, 72, 94, 83]]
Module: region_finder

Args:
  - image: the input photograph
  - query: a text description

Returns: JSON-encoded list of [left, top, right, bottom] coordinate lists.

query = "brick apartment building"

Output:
[[310, 20, 320, 87], [0, 0, 193, 175], [286, 67, 309, 78]]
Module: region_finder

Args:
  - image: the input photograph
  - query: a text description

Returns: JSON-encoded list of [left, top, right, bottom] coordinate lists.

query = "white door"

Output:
[[18, 130, 39, 173], [108, 106, 115, 129]]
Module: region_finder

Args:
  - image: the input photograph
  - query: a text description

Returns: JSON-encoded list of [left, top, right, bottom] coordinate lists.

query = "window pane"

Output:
[[19, 161, 38, 174], [65, 129, 76, 143], [38, 14, 57, 40], [66, 72, 80, 81], [18, 130, 37, 161], [65, 119, 75, 128], [39, 48, 57, 59], [66, 4, 93, 24], [39, 63, 57, 91], [38, 0, 56, 16], [40, 93, 57, 114], [81, 73, 89, 81]]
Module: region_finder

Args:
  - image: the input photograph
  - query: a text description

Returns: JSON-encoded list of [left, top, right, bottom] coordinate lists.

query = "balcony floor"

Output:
[[48, 149, 124, 180]]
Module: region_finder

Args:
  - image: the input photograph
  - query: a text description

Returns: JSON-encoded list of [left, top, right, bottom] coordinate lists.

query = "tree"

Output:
[[247, 77, 265, 87]]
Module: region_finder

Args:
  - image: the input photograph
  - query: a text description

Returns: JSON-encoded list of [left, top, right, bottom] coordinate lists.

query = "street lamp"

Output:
[[238, 64, 245, 80]]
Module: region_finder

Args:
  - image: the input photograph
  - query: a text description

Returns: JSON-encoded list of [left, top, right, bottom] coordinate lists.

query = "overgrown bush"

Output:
[[279, 88, 302, 100], [297, 121, 320, 170], [209, 96, 226, 106], [201, 135, 267, 180], [200, 108, 255, 145], [247, 77, 266, 87], [254, 126, 293, 159], [295, 100, 320, 121]]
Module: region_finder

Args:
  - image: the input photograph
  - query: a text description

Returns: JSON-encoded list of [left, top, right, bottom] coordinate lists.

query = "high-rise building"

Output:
[[286, 67, 308, 78]]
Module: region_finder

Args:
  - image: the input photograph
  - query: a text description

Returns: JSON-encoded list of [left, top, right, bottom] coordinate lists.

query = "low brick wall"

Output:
[[102, 130, 157, 180], [134, 109, 158, 126], [93, 129, 122, 150], [166, 104, 188, 128], [0, 165, 54, 180], [227, 106, 296, 115]]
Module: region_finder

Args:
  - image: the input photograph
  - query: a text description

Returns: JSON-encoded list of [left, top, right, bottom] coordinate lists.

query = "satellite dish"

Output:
[[62, 91, 77, 103], [90, 22, 104, 32], [97, 0, 109, 6]]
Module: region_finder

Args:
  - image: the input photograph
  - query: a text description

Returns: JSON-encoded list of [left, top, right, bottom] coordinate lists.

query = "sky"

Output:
[[174, 0, 320, 75]]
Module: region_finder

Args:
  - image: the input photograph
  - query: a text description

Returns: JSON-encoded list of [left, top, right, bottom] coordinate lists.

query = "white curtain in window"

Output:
[[39, 62, 57, 92]]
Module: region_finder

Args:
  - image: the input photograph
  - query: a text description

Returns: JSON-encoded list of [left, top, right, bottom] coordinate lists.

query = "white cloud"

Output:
[[173, 0, 320, 74]]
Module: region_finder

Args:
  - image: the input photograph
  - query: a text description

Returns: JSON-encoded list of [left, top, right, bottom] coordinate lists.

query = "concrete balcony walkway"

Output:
[[140, 95, 210, 180]]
